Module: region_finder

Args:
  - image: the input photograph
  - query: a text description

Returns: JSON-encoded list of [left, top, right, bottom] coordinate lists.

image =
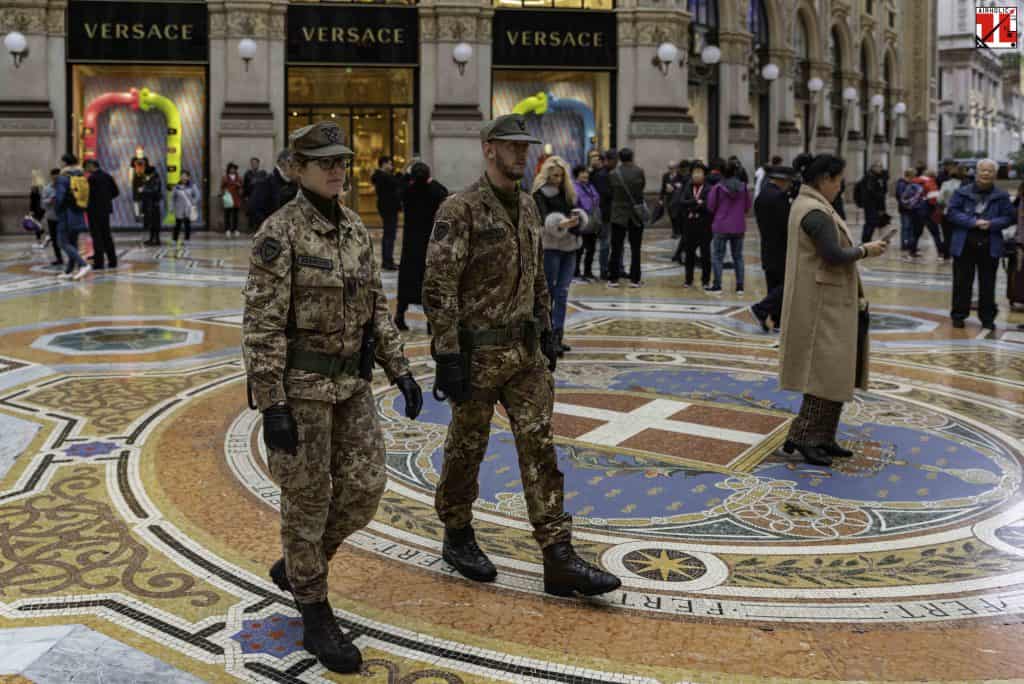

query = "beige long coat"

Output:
[[778, 184, 869, 403]]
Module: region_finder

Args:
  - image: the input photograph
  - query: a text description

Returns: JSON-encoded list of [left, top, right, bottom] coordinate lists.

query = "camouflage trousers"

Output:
[[266, 387, 386, 603], [787, 393, 844, 447], [435, 342, 571, 549]]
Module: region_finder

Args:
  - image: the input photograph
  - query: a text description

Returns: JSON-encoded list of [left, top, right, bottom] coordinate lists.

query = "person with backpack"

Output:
[[905, 169, 945, 260], [854, 162, 888, 244], [42, 168, 63, 266], [938, 165, 966, 263], [141, 165, 164, 246], [53, 153, 91, 280], [172, 170, 201, 251], [947, 159, 1015, 332], [84, 159, 119, 270]]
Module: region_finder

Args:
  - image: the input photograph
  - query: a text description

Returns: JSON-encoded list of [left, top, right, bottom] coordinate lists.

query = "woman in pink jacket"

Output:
[[706, 159, 753, 293]]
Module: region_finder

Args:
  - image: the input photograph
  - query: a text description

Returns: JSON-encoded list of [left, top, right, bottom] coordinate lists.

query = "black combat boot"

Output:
[[269, 558, 291, 593], [442, 526, 497, 582], [297, 600, 362, 674], [394, 314, 409, 331], [557, 330, 571, 354], [822, 441, 854, 458], [542, 542, 622, 597]]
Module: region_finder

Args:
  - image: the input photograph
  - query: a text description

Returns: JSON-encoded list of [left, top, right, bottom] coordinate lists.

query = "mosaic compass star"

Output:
[[32, 325, 203, 356], [622, 549, 707, 582]]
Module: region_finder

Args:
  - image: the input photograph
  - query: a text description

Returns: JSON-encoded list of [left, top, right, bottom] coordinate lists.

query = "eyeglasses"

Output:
[[311, 156, 349, 171]]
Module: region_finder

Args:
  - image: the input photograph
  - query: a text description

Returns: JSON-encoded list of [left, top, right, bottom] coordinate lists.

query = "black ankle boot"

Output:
[[297, 600, 362, 674], [555, 330, 568, 356], [442, 526, 497, 582], [822, 441, 854, 458], [394, 314, 409, 331], [269, 557, 291, 593], [542, 542, 621, 597], [557, 330, 571, 353], [783, 440, 832, 466]]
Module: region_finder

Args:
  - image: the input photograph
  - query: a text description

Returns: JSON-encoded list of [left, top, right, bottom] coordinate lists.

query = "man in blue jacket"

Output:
[[946, 158, 1016, 331], [54, 153, 90, 279]]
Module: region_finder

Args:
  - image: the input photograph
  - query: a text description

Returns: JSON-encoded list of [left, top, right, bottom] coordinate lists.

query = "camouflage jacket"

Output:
[[242, 190, 409, 410], [422, 175, 552, 354]]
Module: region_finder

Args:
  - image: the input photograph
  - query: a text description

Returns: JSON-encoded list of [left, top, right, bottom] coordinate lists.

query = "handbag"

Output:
[[222, 190, 235, 210], [855, 303, 870, 388], [189, 205, 199, 222], [614, 168, 650, 228]]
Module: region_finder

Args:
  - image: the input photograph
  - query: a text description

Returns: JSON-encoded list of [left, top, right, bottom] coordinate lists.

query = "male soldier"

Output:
[[242, 121, 423, 674], [422, 114, 621, 597]]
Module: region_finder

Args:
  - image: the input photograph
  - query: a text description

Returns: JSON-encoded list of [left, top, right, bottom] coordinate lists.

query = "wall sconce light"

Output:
[[701, 44, 721, 65], [807, 77, 824, 93], [452, 42, 473, 77], [4, 31, 28, 68], [237, 38, 257, 72], [893, 101, 907, 115], [760, 62, 780, 81], [842, 86, 859, 103], [870, 93, 885, 109], [653, 42, 678, 76]]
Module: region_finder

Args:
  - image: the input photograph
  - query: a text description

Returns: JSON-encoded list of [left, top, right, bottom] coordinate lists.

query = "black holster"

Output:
[[359, 323, 376, 381], [524, 319, 539, 355]]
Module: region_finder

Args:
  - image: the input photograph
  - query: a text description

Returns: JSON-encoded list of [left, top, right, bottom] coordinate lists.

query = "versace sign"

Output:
[[492, 10, 616, 69], [287, 5, 419, 65], [67, 1, 208, 62]]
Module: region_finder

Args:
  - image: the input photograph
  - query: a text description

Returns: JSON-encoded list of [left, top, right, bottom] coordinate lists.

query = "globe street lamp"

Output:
[[452, 42, 473, 77], [807, 77, 824, 154], [888, 101, 907, 171], [237, 39, 257, 72], [869, 93, 885, 168], [653, 42, 678, 77], [839, 86, 858, 160], [4, 31, 28, 68]]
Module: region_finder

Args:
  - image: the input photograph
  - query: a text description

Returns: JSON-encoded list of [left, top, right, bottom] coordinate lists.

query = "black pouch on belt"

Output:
[[523, 319, 539, 355], [359, 322, 376, 381]]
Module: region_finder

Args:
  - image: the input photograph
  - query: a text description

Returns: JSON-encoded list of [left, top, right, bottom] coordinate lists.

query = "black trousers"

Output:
[[952, 231, 999, 327], [224, 207, 239, 232], [380, 210, 398, 267], [575, 234, 597, 277], [610, 223, 643, 283], [174, 218, 192, 242], [89, 214, 117, 268], [248, 210, 268, 233], [911, 213, 946, 257], [861, 208, 879, 244], [683, 228, 711, 286], [753, 268, 785, 323], [47, 219, 62, 264], [144, 207, 162, 244]]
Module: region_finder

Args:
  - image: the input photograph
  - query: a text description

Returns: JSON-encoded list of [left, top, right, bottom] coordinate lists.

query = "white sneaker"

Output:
[[57, 272, 74, 280], [72, 264, 92, 280], [629, 281, 644, 288], [606, 281, 620, 288]]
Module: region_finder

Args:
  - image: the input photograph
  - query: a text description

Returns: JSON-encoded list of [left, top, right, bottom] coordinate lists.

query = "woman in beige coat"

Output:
[[778, 154, 889, 466]]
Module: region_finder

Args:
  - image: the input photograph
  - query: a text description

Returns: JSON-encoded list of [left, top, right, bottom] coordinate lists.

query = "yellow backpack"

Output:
[[69, 175, 89, 209]]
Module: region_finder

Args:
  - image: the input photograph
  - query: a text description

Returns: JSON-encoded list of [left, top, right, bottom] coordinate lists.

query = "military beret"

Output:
[[766, 165, 796, 180], [289, 121, 354, 158], [480, 114, 542, 144]]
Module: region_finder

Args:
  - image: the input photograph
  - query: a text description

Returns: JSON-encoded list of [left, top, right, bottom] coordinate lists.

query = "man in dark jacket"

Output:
[[661, 161, 685, 237], [750, 165, 795, 331], [371, 156, 403, 270], [857, 161, 888, 243], [141, 166, 163, 246], [268, 149, 298, 214], [945, 158, 1016, 331], [84, 159, 119, 269], [607, 147, 647, 287], [591, 149, 619, 279]]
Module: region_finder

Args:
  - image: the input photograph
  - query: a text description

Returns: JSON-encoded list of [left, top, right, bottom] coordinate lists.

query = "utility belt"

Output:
[[458, 318, 539, 353], [287, 348, 363, 379]]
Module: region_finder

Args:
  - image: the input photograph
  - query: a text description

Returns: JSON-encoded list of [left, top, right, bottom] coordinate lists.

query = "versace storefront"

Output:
[[286, 3, 417, 218]]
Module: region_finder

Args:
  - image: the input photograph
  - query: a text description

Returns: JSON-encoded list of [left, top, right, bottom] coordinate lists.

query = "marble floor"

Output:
[[1, 220, 1023, 683]]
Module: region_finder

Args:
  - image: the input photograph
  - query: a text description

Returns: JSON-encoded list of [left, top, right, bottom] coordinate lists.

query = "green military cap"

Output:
[[480, 114, 543, 144], [289, 121, 354, 158]]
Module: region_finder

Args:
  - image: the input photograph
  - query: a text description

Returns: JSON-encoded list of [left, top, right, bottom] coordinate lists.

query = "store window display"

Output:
[[71, 64, 207, 230]]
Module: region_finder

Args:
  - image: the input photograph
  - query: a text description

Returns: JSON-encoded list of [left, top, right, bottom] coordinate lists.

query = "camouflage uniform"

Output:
[[243, 190, 409, 603], [422, 176, 571, 549]]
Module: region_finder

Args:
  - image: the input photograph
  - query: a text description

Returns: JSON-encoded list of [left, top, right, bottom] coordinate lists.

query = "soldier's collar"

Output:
[[296, 189, 340, 234], [479, 174, 522, 223]]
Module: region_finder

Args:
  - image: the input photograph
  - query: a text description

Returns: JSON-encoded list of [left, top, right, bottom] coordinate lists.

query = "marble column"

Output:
[[209, 1, 283, 230], [839, 70, 865, 187], [718, 31, 756, 173], [617, 6, 694, 190], [770, 49, 801, 164], [421, 3, 490, 192], [809, 62, 835, 155], [0, 1, 64, 233]]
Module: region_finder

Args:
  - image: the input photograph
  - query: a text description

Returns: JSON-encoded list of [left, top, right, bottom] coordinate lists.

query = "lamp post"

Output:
[[839, 86, 858, 160], [452, 42, 472, 77], [237, 39, 257, 72], [807, 77, 824, 154], [4, 31, 28, 68], [869, 93, 884, 168], [652, 42, 678, 77]]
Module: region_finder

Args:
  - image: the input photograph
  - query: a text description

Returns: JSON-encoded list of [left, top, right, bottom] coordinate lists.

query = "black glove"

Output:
[[433, 353, 470, 403], [568, 226, 582, 236], [540, 329, 558, 372], [263, 404, 298, 455], [395, 374, 423, 419]]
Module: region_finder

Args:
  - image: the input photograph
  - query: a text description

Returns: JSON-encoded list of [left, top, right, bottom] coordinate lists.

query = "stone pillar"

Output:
[[208, 2, 282, 231], [770, 49, 801, 164], [421, 4, 490, 192], [719, 31, 756, 172], [808, 62, 834, 155], [839, 70, 865, 186], [618, 6, 694, 189], [0, 1, 64, 232]]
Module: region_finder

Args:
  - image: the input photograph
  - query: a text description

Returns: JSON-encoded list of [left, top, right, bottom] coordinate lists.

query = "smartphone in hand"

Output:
[[879, 227, 899, 244]]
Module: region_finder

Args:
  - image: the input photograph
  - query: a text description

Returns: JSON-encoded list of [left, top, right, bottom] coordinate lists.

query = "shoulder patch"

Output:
[[432, 220, 451, 241], [259, 238, 282, 264]]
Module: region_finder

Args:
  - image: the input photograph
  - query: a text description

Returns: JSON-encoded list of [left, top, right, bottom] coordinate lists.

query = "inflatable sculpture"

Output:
[[512, 91, 597, 147]]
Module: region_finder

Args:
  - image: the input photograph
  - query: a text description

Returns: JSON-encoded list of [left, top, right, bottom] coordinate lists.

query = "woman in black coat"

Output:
[[395, 162, 447, 330], [669, 162, 713, 288]]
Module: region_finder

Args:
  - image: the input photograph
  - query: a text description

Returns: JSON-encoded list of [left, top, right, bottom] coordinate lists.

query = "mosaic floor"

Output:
[[1, 221, 1023, 683]]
